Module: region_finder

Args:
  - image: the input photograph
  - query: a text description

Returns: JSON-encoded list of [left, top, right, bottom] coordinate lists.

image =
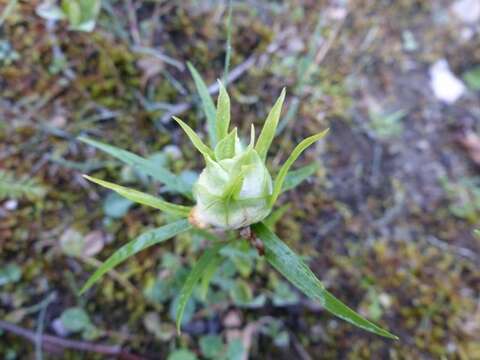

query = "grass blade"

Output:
[[83, 175, 192, 217], [78, 137, 192, 198], [252, 222, 398, 339], [281, 162, 320, 193], [215, 81, 231, 142], [187, 62, 217, 147], [255, 88, 286, 161], [80, 220, 192, 294], [270, 129, 329, 205], [173, 117, 215, 160], [176, 243, 225, 333]]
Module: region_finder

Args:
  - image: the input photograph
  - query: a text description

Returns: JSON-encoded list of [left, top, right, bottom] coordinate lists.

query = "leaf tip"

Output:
[[83, 175, 100, 186], [217, 78, 226, 90], [77, 136, 93, 146], [82, 174, 101, 186], [382, 332, 399, 340], [78, 284, 88, 296]]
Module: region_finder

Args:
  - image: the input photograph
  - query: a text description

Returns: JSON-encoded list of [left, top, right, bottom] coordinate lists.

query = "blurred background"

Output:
[[1, 0, 480, 359]]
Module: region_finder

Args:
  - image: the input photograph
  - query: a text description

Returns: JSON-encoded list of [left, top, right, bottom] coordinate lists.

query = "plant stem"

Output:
[[0, 320, 145, 360]]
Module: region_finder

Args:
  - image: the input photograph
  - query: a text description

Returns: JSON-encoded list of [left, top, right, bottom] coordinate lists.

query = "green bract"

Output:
[[78, 66, 397, 340], [178, 83, 294, 230], [192, 144, 273, 229], [36, 0, 101, 32]]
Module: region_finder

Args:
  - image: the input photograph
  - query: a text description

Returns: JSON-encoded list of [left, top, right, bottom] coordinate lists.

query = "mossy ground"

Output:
[[1, 1, 479, 359]]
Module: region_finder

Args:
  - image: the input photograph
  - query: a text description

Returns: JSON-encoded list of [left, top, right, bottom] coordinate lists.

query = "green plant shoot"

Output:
[[79, 77, 397, 340]]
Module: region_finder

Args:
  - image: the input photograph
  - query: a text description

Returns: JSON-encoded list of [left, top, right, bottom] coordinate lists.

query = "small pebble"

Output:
[[429, 59, 466, 104], [451, 0, 480, 24], [4, 200, 18, 211]]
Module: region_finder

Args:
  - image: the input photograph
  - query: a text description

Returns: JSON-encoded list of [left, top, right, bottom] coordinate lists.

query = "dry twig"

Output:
[[0, 320, 145, 360]]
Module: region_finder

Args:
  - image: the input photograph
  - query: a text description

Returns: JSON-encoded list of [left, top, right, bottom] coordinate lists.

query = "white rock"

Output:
[[4, 199, 18, 211], [429, 59, 466, 104], [451, 0, 480, 24]]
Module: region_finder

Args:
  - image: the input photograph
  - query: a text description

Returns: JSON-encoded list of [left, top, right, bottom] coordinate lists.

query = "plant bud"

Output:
[[190, 130, 273, 229]]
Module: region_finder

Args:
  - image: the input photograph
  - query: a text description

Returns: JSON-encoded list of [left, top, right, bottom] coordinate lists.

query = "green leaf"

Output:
[[272, 280, 299, 306], [80, 219, 192, 294], [226, 339, 244, 360], [255, 88, 286, 161], [0, 263, 22, 286], [83, 175, 191, 217], [78, 137, 192, 198], [270, 129, 329, 205], [263, 204, 289, 230], [61, 0, 100, 31], [60, 307, 91, 333], [252, 222, 398, 339], [173, 117, 215, 160], [61, 0, 81, 26], [0, 170, 46, 201], [176, 243, 225, 333], [187, 62, 217, 147], [103, 192, 133, 219], [463, 66, 480, 91], [230, 279, 253, 305], [167, 349, 198, 360], [170, 294, 196, 326], [215, 81, 231, 142], [199, 255, 223, 300], [200, 335, 224, 359], [215, 128, 237, 161], [281, 162, 320, 193], [222, 165, 248, 201], [231, 255, 253, 278], [79, 0, 100, 21], [474, 229, 480, 238]]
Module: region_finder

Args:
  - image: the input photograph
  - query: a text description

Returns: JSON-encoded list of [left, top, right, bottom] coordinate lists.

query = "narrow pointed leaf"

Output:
[[255, 88, 286, 161], [176, 243, 225, 333], [199, 255, 223, 300], [173, 117, 215, 159], [187, 62, 217, 147], [222, 167, 247, 200], [215, 81, 231, 142], [263, 204, 289, 229], [215, 128, 237, 161], [83, 175, 191, 217], [281, 162, 320, 193], [80, 220, 192, 294], [252, 222, 398, 339], [271, 129, 329, 205], [78, 137, 192, 198]]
